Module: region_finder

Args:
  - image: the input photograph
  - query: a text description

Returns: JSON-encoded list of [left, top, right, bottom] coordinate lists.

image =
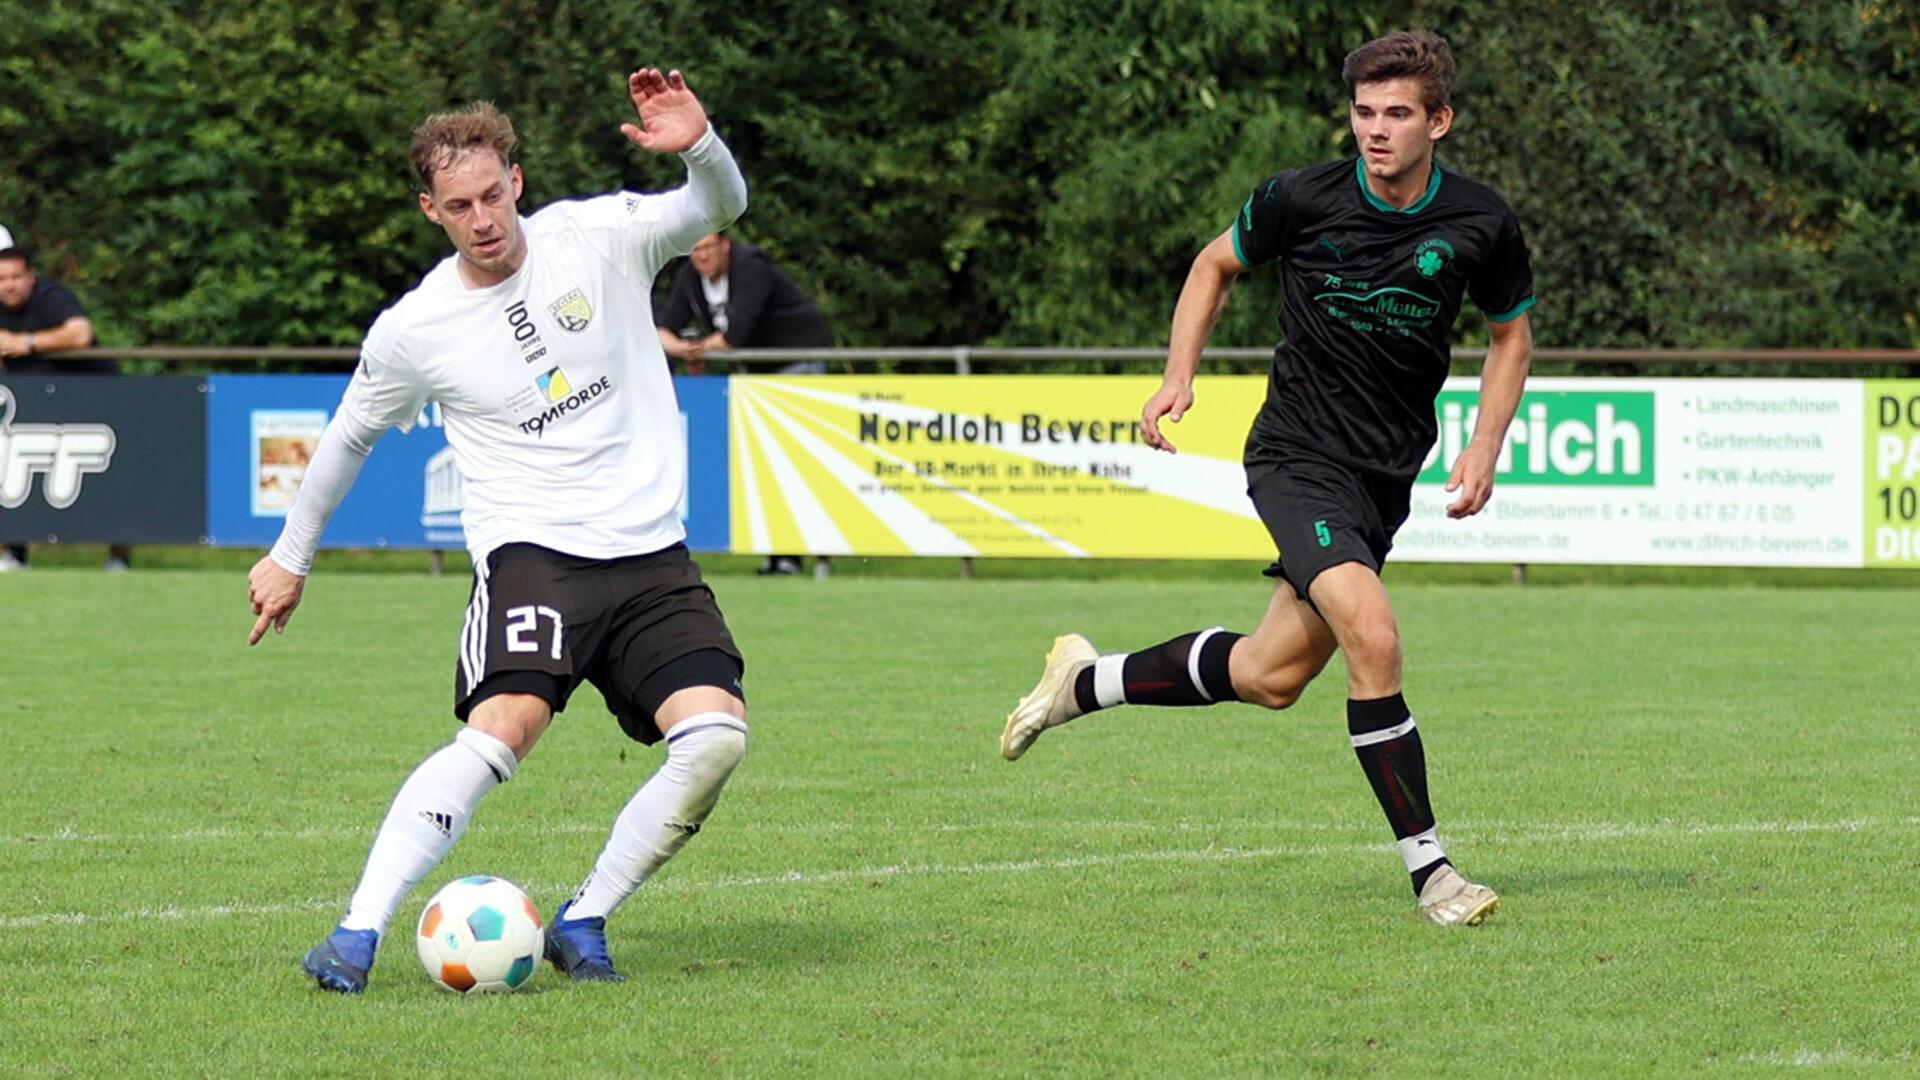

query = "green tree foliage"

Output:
[[1436, 0, 1920, 349], [0, 1, 1914, 351], [2, 0, 447, 345]]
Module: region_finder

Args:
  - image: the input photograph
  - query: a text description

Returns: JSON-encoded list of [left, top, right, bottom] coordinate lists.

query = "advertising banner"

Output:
[[1398, 378, 1862, 567], [0, 375, 206, 543], [730, 374, 1901, 569], [1865, 381, 1920, 568], [206, 374, 730, 552], [728, 375, 1270, 559]]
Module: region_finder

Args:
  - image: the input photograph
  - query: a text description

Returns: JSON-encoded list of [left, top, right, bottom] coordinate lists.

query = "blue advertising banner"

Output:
[[0, 376, 207, 543], [205, 374, 729, 551]]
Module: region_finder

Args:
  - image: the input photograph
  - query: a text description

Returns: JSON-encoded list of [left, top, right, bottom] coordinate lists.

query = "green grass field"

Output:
[[3, 567, 1916, 1076]]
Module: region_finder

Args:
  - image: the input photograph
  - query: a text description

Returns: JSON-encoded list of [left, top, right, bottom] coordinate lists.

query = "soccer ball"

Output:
[[415, 875, 544, 993]]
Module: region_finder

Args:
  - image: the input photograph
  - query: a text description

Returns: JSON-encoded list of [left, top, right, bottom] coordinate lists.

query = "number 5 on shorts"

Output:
[[504, 605, 564, 660]]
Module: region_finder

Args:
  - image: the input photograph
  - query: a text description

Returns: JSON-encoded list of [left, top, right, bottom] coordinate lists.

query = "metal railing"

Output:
[[46, 345, 1920, 374]]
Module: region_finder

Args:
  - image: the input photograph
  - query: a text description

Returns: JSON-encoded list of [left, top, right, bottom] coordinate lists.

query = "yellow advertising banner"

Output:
[[728, 375, 1274, 558]]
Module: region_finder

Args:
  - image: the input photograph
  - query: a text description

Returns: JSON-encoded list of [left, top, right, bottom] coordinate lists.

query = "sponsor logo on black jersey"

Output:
[[548, 288, 593, 333], [1314, 272, 1441, 336], [1414, 237, 1456, 278]]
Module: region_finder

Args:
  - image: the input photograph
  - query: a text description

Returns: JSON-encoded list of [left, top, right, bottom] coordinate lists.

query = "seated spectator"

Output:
[[656, 231, 834, 575], [0, 245, 126, 570]]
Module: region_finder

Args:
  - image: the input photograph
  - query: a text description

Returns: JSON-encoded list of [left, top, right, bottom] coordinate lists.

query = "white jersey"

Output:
[[265, 131, 743, 577], [311, 148, 745, 571]]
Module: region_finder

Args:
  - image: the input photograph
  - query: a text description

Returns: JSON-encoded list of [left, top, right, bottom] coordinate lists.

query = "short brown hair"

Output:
[[409, 101, 517, 192], [1342, 31, 1455, 114]]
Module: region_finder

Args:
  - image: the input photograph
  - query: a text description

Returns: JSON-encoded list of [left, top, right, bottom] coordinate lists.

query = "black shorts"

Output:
[[454, 542, 744, 744], [1245, 446, 1413, 598]]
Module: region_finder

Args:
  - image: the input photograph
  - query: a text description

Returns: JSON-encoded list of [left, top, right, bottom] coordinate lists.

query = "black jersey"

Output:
[[0, 277, 112, 374], [1234, 157, 1533, 478]]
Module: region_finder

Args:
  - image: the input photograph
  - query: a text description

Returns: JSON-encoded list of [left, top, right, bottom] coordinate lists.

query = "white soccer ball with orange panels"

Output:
[[415, 876, 544, 993]]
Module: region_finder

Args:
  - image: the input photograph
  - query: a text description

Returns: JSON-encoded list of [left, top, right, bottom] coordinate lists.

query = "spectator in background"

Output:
[[656, 231, 834, 575], [0, 245, 128, 571]]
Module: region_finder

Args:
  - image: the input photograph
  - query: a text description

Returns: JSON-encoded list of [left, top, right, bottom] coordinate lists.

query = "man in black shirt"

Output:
[[655, 231, 834, 370], [657, 231, 835, 574], [0, 246, 126, 570], [1002, 31, 1534, 926], [0, 247, 99, 374]]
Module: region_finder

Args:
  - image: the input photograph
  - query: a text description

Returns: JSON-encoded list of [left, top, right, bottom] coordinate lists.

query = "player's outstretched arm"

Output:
[[621, 68, 748, 253], [244, 406, 386, 645], [620, 68, 709, 154], [1446, 312, 1533, 518], [1145, 230, 1244, 453]]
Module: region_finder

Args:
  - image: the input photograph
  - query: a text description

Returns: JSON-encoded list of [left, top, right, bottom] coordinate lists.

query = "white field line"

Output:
[[2, 815, 1914, 931], [1740, 1047, 1895, 1067], [2, 813, 1909, 849]]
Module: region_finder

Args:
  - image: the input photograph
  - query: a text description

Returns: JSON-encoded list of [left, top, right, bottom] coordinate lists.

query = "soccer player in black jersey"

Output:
[[1002, 31, 1534, 926]]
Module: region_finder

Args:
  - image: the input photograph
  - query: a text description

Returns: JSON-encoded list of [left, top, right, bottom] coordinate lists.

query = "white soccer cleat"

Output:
[[1417, 864, 1499, 926], [1000, 633, 1098, 761]]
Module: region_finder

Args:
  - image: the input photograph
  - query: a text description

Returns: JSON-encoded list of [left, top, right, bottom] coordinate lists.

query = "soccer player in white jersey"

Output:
[[247, 69, 752, 993]]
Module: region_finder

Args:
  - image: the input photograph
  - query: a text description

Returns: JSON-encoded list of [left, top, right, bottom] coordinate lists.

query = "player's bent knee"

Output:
[[454, 725, 520, 783], [665, 713, 749, 818], [1340, 623, 1401, 673], [465, 689, 554, 758]]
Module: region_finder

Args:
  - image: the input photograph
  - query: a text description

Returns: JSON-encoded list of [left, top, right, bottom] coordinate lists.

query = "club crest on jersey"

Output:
[[547, 289, 593, 333], [536, 366, 574, 402], [1413, 237, 1456, 278]]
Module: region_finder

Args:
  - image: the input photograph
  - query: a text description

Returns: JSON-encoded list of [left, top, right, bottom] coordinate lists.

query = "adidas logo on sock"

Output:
[[666, 821, 702, 837], [418, 810, 454, 837]]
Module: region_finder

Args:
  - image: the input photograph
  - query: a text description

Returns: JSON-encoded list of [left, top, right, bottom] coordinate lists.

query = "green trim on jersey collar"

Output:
[[1354, 157, 1442, 214]]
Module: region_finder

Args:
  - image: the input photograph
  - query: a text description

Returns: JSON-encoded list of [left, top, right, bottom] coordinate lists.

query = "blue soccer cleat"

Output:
[[544, 900, 626, 982], [301, 926, 379, 994]]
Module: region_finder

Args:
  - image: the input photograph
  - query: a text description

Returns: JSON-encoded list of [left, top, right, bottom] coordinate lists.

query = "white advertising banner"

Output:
[[1398, 378, 1864, 566], [729, 375, 1914, 570]]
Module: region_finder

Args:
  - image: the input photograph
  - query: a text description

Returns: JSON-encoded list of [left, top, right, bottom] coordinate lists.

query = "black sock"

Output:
[[1348, 694, 1446, 894], [1071, 629, 1242, 714]]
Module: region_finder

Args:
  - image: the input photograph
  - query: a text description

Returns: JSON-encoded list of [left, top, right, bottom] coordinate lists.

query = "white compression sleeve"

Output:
[[340, 727, 519, 935], [565, 715, 748, 920], [652, 127, 749, 253], [267, 408, 385, 576]]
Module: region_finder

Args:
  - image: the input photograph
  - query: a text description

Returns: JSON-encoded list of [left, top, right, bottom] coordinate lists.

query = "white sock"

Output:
[[566, 714, 748, 920], [340, 727, 518, 935], [1398, 827, 1448, 875], [1090, 655, 1127, 709]]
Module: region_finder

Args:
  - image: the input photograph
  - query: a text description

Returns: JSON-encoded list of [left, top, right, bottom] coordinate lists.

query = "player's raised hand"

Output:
[[248, 555, 307, 646], [1444, 444, 1496, 519], [620, 68, 709, 154], [1141, 381, 1195, 454]]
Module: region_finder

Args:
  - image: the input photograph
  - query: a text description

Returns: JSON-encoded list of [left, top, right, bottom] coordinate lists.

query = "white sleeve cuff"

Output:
[[266, 408, 383, 575]]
